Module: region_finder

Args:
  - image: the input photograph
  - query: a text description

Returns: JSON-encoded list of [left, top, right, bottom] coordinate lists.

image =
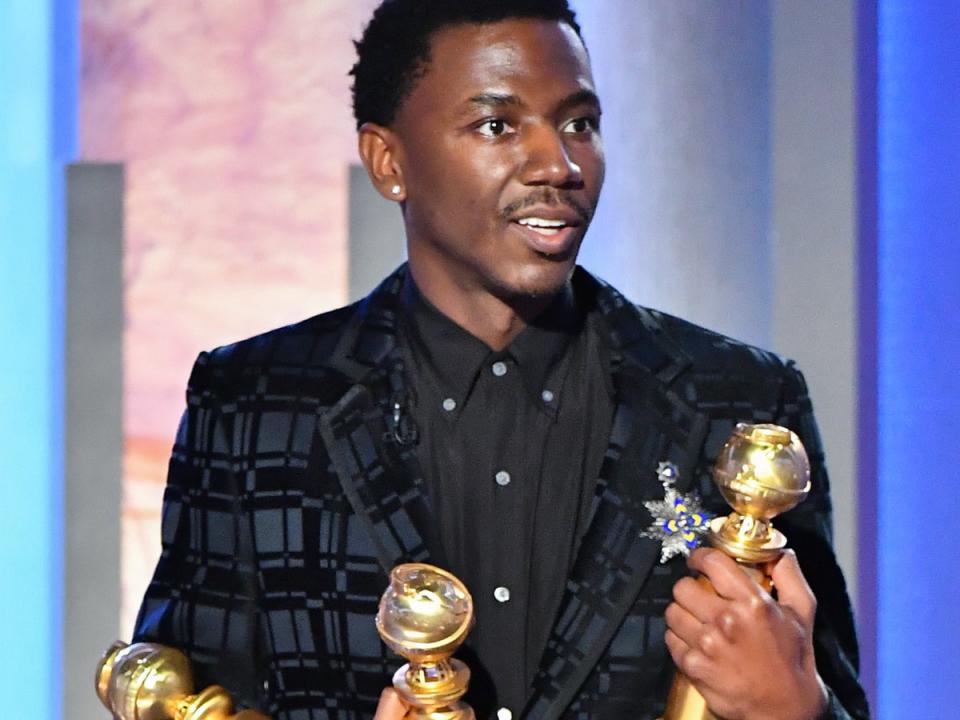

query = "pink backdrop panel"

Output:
[[80, 0, 380, 632]]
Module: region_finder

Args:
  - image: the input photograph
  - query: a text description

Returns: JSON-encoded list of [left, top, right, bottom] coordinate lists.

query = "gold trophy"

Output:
[[96, 641, 269, 719], [662, 423, 812, 720], [376, 563, 476, 720]]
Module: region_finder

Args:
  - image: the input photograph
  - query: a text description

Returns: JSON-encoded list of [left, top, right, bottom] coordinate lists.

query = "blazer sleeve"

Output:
[[132, 352, 266, 710], [775, 362, 871, 720]]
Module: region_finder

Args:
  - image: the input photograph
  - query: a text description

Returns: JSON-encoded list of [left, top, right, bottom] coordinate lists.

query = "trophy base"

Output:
[[708, 516, 786, 565], [401, 705, 475, 720], [393, 659, 474, 720]]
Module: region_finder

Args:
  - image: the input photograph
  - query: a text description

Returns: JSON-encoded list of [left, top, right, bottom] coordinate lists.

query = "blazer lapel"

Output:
[[317, 267, 444, 576], [524, 273, 709, 720]]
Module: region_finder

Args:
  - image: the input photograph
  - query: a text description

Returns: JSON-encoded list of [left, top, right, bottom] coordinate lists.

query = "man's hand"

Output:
[[374, 687, 410, 719], [664, 548, 828, 720]]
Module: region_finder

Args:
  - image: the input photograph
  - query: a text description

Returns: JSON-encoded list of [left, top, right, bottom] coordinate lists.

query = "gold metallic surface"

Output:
[[95, 641, 270, 719], [712, 423, 810, 522], [661, 423, 811, 720], [377, 563, 476, 719], [664, 672, 711, 719], [709, 423, 810, 564]]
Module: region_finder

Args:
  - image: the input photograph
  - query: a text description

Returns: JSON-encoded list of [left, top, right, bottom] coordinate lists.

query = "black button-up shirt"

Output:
[[398, 279, 614, 719]]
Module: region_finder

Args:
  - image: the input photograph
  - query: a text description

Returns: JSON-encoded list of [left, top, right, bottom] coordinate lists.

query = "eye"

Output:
[[562, 116, 600, 134], [476, 118, 514, 138]]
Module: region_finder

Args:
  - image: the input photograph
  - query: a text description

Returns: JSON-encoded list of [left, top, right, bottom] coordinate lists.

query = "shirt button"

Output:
[[494, 586, 511, 603], [442, 398, 457, 412], [541, 389, 555, 403], [497, 709, 513, 720], [491, 361, 508, 377], [495, 470, 511, 487]]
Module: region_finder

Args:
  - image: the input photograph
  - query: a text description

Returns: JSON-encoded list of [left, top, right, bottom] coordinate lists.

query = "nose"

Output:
[[519, 124, 583, 189]]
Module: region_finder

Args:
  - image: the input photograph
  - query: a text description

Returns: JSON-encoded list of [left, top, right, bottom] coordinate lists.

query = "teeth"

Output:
[[517, 218, 566, 228], [517, 217, 567, 229]]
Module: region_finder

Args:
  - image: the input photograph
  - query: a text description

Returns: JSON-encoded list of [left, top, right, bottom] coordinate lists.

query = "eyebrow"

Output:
[[462, 92, 523, 111], [556, 89, 602, 115], [459, 88, 602, 115]]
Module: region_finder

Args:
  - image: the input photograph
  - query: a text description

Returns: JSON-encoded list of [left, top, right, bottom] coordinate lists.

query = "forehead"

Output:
[[403, 19, 595, 114]]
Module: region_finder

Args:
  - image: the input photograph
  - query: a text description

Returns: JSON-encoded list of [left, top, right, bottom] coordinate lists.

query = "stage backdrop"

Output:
[[81, 0, 382, 632]]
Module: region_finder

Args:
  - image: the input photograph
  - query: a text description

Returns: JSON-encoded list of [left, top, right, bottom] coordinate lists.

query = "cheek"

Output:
[[577, 139, 605, 189], [434, 160, 512, 220], [401, 134, 517, 232]]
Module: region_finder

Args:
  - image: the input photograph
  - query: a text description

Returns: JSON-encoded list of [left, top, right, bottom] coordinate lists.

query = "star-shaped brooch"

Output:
[[641, 461, 712, 563]]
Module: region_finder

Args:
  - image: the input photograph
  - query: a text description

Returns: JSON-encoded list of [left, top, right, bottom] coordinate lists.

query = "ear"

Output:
[[357, 122, 406, 202]]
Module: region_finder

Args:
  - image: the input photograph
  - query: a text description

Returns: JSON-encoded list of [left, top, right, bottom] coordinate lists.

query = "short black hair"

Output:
[[350, 0, 583, 130]]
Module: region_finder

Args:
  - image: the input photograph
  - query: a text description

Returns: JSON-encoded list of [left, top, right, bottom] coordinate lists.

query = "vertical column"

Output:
[[573, 0, 772, 348], [0, 0, 76, 717], [769, 0, 859, 607], [855, 0, 879, 707], [64, 164, 124, 720], [877, 0, 960, 715], [348, 165, 407, 302], [573, 3, 865, 687]]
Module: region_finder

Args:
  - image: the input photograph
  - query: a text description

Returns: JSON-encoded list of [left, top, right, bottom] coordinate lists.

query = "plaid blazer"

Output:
[[134, 266, 869, 720]]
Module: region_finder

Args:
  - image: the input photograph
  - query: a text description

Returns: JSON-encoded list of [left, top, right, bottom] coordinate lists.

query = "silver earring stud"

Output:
[[391, 185, 402, 196]]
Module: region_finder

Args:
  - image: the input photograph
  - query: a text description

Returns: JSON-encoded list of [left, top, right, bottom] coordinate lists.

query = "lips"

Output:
[[509, 218, 580, 255], [506, 204, 584, 255]]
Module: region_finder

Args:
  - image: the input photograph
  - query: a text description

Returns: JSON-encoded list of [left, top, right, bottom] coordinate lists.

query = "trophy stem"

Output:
[[662, 671, 712, 720]]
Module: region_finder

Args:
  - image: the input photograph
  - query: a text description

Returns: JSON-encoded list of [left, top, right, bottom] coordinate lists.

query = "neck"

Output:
[[408, 265, 559, 352]]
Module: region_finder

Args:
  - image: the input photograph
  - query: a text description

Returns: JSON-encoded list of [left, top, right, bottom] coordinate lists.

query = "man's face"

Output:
[[392, 18, 605, 301]]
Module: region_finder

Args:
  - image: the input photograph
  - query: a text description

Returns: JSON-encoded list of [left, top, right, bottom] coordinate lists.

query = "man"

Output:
[[134, 1, 869, 719]]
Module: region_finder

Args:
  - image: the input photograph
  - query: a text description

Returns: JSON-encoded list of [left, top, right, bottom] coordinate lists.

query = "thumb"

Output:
[[374, 687, 410, 720], [770, 549, 817, 630]]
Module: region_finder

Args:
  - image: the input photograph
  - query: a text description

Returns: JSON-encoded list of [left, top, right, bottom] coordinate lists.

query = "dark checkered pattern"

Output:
[[134, 265, 869, 720]]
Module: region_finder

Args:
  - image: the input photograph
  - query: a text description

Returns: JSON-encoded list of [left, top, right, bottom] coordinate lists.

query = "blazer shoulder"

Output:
[[647, 306, 798, 382], [186, 302, 360, 401]]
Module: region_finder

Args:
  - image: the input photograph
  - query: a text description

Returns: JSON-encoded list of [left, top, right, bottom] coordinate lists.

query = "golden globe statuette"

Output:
[[96, 641, 269, 720], [376, 563, 476, 720], [662, 423, 812, 720]]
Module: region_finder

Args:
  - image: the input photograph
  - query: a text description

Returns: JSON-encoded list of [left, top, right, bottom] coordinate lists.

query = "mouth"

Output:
[[508, 212, 583, 256], [515, 217, 571, 236]]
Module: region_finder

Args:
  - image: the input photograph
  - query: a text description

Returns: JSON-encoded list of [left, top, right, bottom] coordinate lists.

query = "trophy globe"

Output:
[[708, 422, 811, 564], [376, 563, 476, 719]]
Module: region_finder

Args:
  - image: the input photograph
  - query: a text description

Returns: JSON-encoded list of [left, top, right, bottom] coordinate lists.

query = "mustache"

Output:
[[500, 189, 593, 223]]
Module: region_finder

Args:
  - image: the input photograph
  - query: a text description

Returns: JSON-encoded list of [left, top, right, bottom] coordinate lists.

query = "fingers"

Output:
[[374, 687, 409, 720], [666, 549, 824, 720], [665, 599, 703, 646], [671, 575, 726, 623], [667, 596, 740, 660], [665, 626, 723, 686], [688, 548, 765, 603], [769, 549, 817, 629], [715, 609, 738, 640], [664, 627, 688, 664]]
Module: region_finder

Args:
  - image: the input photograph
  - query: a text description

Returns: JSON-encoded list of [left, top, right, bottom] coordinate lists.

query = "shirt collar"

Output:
[[399, 275, 585, 405]]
